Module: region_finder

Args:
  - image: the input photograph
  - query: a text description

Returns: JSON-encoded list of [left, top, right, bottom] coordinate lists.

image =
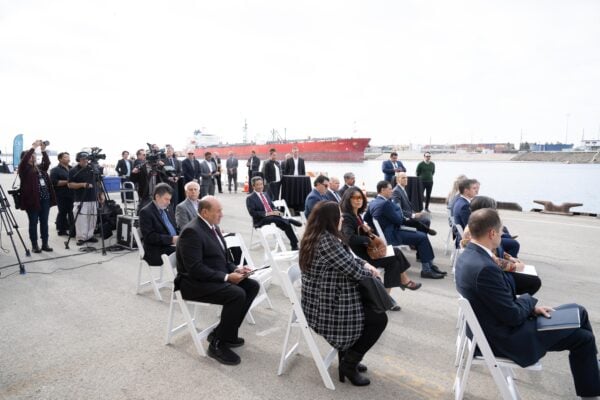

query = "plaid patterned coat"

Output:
[[301, 231, 372, 350]]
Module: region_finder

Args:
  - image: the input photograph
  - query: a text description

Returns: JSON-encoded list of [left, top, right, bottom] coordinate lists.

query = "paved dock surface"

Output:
[[1, 173, 600, 399]]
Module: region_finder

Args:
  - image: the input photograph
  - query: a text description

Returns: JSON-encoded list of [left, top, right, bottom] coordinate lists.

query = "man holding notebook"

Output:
[[455, 208, 600, 399]]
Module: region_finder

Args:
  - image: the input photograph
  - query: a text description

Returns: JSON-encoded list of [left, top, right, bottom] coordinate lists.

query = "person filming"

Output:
[[68, 152, 98, 245]]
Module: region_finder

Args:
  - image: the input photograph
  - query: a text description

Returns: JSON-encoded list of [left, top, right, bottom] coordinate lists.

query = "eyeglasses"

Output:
[[351, 195, 363, 200]]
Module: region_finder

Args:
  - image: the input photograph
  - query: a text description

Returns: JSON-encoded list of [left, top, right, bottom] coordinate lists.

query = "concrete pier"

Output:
[[1, 173, 599, 399]]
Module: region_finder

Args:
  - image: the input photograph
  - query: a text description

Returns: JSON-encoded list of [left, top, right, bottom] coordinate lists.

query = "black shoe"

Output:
[[428, 228, 437, 236], [208, 339, 241, 365], [289, 219, 302, 227], [208, 331, 245, 348], [32, 244, 42, 253], [338, 349, 370, 386], [291, 244, 299, 251], [57, 231, 68, 236], [431, 264, 447, 275], [41, 244, 53, 252], [86, 237, 98, 243], [76, 240, 86, 246], [338, 351, 367, 373], [421, 270, 444, 279], [425, 208, 431, 213], [390, 305, 402, 311], [399, 280, 422, 291]]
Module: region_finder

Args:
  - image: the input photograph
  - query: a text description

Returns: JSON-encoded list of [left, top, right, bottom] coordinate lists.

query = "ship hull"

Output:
[[193, 138, 371, 162]]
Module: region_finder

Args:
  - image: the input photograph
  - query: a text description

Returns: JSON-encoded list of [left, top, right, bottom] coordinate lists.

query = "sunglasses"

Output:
[[351, 195, 363, 200]]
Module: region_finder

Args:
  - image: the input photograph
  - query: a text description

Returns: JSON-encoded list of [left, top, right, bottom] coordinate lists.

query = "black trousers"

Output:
[[227, 171, 237, 192], [191, 278, 259, 342], [350, 305, 388, 356], [268, 181, 281, 200], [539, 304, 600, 397], [370, 247, 410, 288], [215, 173, 222, 193], [403, 217, 431, 234], [55, 195, 74, 234], [422, 181, 433, 210], [257, 216, 298, 247], [509, 272, 542, 296]]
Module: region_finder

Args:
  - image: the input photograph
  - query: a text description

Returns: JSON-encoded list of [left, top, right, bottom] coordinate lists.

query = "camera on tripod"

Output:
[[77, 147, 106, 175], [145, 143, 177, 177]]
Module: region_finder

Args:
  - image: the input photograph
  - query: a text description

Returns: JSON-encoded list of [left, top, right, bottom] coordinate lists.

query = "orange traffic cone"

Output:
[[243, 178, 249, 193]]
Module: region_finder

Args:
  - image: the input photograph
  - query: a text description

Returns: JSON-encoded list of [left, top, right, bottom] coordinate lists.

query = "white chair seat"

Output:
[[133, 228, 170, 301]]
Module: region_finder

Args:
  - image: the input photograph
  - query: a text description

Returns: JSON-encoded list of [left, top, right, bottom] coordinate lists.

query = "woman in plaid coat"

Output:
[[299, 201, 388, 386]]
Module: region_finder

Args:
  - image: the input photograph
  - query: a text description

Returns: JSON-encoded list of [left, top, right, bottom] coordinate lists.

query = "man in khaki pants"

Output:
[[68, 152, 98, 245]]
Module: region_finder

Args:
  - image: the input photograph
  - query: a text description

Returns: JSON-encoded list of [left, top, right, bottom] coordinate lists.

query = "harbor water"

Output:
[[308, 159, 600, 213]]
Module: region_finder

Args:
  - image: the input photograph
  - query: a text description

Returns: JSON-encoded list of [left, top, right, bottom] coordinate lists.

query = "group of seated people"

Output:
[[136, 171, 600, 398]]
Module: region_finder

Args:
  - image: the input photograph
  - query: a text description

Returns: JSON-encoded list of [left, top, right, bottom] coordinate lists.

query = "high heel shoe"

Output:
[[338, 350, 367, 372], [399, 280, 422, 291], [338, 349, 370, 386]]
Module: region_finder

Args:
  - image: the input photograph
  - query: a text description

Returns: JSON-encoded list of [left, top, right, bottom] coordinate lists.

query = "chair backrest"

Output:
[[371, 218, 388, 246], [132, 228, 145, 259], [281, 263, 302, 306], [273, 199, 292, 218], [258, 224, 288, 254], [224, 233, 256, 268], [161, 252, 177, 282], [458, 297, 498, 365], [453, 216, 465, 241], [299, 211, 307, 225]]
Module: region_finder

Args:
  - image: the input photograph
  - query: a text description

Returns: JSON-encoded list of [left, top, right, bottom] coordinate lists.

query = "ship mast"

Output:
[[242, 119, 248, 144]]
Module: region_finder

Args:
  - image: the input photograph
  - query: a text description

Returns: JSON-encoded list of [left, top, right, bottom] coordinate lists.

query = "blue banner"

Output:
[[12, 134, 23, 168]]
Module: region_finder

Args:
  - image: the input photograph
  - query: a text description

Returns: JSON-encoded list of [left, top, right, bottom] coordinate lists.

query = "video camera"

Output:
[[144, 143, 177, 177], [76, 147, 106, 175]]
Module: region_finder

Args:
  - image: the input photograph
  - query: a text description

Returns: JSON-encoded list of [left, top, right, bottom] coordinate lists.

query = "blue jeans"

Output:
[[26, 197, 50, 245]]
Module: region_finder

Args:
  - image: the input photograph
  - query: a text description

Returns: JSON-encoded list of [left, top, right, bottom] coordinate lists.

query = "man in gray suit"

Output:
[[200, 151, 216, 197], [175, 181, 200, 230], [226, 151, 239, 193], [392, 172, 436, 236]]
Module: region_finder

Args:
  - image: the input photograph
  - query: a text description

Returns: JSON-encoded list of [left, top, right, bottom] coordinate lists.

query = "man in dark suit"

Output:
[[139, 183, 178, 266], [182, 150, 200, 185], [282, 146, 306, 176], [304, 175, 329, 218], [225, 151, 239, 193], [116, 150, 134, 203], [175, 196, 259, 365], [456, 209, 600, 398], [392, 172, 436, 235], [262, 149, 282, 200], [324, 176, 342, 203], [200, 151, 216, 197], [338, 172, 356, 198], [365, 180, 445, 279], [246, 176, 301, 250], [164, 146, 182, 206], [212, 152, 223, 194], [246, 150, 260, 193], [381, 152, 406, 187], [133, 148, 146, 168], [452, 178, 477, 228]]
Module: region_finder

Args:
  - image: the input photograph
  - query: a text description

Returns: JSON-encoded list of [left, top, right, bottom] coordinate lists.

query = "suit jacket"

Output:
[[282, 157, 306, 175], [381, 159, 406, 183], [392, 185, 414, 218], [364, 195, 405, 245], [182, 158, 201, 183], [226, 157, 238, 173], [175, 217, 237, 298], [175, 198, 198, 230], [116, 159, 133, 177], [301, 231, 370, 350], [139, 202, 177, 266], [324, 189, 341, 203], [246, 156, 260, 172], [452, 196, 471, 229], [338, 184, 354, 199], [454, 242, 560, 367], [246, 191, 276, 226], [164, 157, 182, 177], [199, 160, 214, 187], [304, 189, 327, 218], [262, 160, 282, 183]]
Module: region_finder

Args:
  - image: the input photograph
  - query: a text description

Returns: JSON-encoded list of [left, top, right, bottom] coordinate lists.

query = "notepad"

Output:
[[385, 245, 395, 257], [536, 307, 581, 331], [516, 264, 537, 276]]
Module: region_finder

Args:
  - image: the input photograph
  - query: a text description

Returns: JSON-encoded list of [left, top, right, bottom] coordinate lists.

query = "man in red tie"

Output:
[[245, 177, 302, 250]]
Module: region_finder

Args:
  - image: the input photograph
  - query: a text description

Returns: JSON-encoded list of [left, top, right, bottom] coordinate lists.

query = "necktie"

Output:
[[334, 192, 341, 202], [169, 158, 174, 166], [160, 209, 177, 236], [259, 193, 273, 213], [212, 226, 224, 250]]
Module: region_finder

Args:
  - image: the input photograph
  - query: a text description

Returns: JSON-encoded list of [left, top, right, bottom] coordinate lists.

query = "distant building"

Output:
[[580, 139, 600, 151], [530, 143, 574, 152]]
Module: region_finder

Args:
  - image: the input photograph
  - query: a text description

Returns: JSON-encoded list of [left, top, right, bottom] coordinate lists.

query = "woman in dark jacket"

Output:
[[340, 187, 422, 297], [300, 201, 388, 387], [18, 140, 57, 252]]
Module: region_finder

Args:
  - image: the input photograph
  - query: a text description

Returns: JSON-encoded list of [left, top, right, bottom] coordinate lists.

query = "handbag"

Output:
[[358, 276, 395, 313], [366, 234, 387, 260], [8, 174, 22, 210]]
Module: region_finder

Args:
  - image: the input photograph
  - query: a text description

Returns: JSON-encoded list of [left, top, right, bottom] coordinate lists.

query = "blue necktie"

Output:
[[161, 209, 177, 236]]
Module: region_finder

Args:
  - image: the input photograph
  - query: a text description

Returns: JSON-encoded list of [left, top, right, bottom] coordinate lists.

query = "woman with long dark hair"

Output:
[[300, 201, 388, 387], [339, 187, 422, 302], [18, 140, 57, 253]]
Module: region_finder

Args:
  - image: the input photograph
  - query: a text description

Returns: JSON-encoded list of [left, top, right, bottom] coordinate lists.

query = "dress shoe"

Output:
[[390, 305, 402, 311], [427, 228, 437, 236], [291, 244, 299, 251], [399, 280, 422, 291], [289, 219, 303, 227], [338, 349, 370, 386], [41, 244, 53, 252], [32, 244, 42, 254], [86, 237, 98, 243], [76, 240, 86, 246], [208, 339, 241, 365], [421, 270, 444, 279], [431, 264, 447, 275], [207, 331, 245, 348], [57, 231, 68, 236]]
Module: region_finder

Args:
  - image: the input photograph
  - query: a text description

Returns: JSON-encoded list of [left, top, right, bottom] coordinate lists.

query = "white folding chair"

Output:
[[445, 207, 454, 255], [258, 224, 299, 288], [278, 264, 337, 390], [371, 218, 411, 252], [133, 228, 170, 301], [224, 233, 274, 324], [454, 297, 542, 400], [274, 199, 303, 236], [450, 218, 465, 275], [163, 253, 221, 358], [299, 211, 307, 225]]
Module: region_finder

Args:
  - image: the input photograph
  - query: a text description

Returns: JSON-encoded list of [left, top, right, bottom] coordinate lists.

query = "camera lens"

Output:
[[42, 140, 50, 146]]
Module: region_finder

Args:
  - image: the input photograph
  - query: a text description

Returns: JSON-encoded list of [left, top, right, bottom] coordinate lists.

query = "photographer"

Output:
[[18, 140, 57, 253], [50, 152, 74, 237], [130, 144, 170, 213], [68, 152, 98, 245], [164, 145, 181, 206]]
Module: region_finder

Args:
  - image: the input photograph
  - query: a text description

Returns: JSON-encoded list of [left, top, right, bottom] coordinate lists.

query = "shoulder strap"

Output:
[[12, 173, 20, 189]]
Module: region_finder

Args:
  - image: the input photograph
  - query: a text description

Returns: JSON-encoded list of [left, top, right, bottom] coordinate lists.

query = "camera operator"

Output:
[[130, 144, 169, 213], [68, 152, 98, 245], [164, 145, 181, 206], [18, 140, 57, 253], [50, 152, 74, 237]]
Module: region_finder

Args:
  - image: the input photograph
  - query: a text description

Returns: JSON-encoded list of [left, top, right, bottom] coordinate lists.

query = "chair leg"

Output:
[[136, 261, 144, 294], [165, 294, 176, 344]]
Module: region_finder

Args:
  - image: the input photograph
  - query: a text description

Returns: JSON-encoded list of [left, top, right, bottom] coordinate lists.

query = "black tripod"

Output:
[[0, 184, 31, 274], [64, 165, 109, 255]]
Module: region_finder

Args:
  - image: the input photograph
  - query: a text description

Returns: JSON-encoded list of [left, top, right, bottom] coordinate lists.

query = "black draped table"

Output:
[[281, 175, 311, 214], [405, 176, 424, 212]]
